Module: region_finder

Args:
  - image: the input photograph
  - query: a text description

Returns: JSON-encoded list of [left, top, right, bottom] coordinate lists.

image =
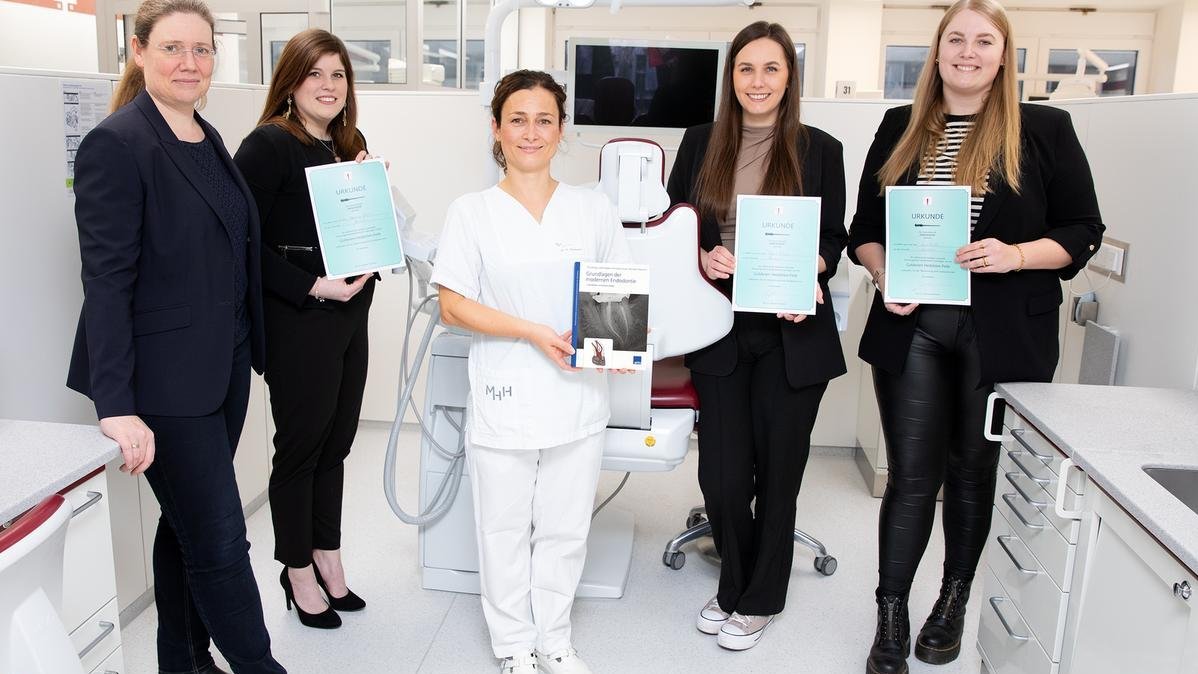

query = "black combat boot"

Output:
[[866, 592, 910, 674], [914, 576, 971, 665]]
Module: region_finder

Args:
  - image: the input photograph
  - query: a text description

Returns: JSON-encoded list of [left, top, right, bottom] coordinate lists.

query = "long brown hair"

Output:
[[111, 0, 215, 112], [257, 29, 366, 159], [693, 21, 806, 222], [488, 69, 567, 172], [878, 0, 1022, 194]]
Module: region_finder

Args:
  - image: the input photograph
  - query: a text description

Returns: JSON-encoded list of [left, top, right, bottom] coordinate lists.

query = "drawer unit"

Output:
[[994, 460, 1077, 591], [61, 469, 117, 632], [988, 507, 1070, 659], [1002, 410, 1085, 495], [71, 597, 120, 673], [978, 563, 1056, 674]]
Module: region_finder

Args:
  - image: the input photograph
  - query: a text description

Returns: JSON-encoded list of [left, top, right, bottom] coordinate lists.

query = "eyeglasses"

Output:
[[154, 44, 217, 61]]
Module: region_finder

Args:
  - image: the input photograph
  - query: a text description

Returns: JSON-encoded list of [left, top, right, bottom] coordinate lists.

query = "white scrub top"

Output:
[[431, 183, 632, 450]]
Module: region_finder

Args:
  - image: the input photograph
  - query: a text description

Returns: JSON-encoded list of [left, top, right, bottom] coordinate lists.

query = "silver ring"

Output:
[[131, 442, 139, 449]]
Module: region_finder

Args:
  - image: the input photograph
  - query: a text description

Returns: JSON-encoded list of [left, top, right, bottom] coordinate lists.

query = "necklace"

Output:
[[315, 137, 339, 161]]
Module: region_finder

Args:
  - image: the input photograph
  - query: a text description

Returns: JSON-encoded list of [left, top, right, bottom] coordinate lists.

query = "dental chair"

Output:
[[595, 139, 837, 578], [0, 494, 87, 674]]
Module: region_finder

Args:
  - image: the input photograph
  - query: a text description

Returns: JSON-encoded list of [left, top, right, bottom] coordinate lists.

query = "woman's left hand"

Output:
[[354, 150, 390, 170], [778, 284, 824, 323], [957, 238, 1019, 274]]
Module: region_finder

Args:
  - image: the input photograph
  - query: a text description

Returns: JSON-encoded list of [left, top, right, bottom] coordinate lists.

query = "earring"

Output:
[[284, 96, 292, 120], [342, 108, 348, 128]]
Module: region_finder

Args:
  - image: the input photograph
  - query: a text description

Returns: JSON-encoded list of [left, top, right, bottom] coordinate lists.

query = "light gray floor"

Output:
[[122, 422, 985, 673]]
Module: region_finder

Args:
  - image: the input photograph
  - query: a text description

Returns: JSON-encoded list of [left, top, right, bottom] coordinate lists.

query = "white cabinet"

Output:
[[1061, 487, 1198, 674], [979, 404, 1086, 673], [59, 468, 123, 670]]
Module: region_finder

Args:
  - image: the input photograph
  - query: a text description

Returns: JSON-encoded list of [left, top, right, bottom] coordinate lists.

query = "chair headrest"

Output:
[[594, 139, 672, 225]]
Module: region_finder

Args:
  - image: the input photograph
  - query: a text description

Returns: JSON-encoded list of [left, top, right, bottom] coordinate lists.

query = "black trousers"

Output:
[[873, 306, 999, 596], [692, 313, 828, 616], [143, 338, 286, 674], [263, 293, 371, 568]]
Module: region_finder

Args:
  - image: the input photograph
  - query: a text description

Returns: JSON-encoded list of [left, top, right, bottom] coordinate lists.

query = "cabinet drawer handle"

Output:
[[1054, 458, 1085, 521], [71, 491, 103, 517], [996, 535, 1039, 576], [1175, 581, 1192, 601], [1004, 471, 1048, 509], [1002, 493, 1045, 530], [78, 620, 115, 658], [983, 393, 1012, 442], [1009, 450, 1050, 485], [988, 596, 1029, 642], [1011, 428, 1053, 462]]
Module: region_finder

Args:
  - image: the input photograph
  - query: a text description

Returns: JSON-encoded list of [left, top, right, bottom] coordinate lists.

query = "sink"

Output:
[[1144, 467, 1198, 516]]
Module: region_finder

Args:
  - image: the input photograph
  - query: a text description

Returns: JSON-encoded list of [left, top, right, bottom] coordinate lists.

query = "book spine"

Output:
[[570, 261, 581, 367]]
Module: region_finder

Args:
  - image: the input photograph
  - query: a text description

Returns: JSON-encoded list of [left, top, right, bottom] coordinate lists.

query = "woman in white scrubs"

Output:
[[431, 70, 630, 674]]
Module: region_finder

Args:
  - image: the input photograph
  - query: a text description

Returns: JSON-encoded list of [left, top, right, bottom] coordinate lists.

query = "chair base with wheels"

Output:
[[662, 506, 838, 576]]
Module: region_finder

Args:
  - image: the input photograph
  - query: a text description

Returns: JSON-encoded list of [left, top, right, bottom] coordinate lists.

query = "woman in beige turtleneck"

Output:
[[666, 20, 848, 651]]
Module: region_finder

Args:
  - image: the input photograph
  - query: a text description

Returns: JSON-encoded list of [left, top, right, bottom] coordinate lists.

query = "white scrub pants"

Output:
[[467, 431, 605, 659]]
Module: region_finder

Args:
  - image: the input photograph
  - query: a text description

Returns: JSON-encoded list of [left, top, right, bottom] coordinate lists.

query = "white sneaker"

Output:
[[500, 652, 538, 673], [717, 612, 774, 651], [536, 647, 592, 674], [696, 595, 730, 634]]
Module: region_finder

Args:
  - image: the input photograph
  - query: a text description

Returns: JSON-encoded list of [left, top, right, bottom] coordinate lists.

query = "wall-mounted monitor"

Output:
[[566, 38, 726, 133]]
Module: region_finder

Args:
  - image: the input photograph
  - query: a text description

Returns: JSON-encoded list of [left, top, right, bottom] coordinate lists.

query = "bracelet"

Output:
[[1013, 243, 1026, 272], [313, 279, 325, 302], [871, 268, 886, 288]]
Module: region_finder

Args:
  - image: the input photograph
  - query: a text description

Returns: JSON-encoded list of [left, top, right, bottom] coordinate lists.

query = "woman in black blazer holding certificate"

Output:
[[66, 1, 284, 671], [666, 21, 847, 651], [234, 29, 376, 630], [847, 2, 1104, 672]]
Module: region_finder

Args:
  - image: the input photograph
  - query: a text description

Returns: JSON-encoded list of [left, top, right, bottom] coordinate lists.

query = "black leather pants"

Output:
[[873, 306, 999, 596]]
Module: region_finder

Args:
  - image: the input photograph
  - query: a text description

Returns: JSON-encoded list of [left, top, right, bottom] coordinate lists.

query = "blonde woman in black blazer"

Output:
[[847, 2, 1103, 672], [666, 21, 847, 651]]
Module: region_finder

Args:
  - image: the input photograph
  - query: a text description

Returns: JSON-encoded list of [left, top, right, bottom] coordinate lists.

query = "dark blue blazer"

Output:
[[67, 90, 266, 419]]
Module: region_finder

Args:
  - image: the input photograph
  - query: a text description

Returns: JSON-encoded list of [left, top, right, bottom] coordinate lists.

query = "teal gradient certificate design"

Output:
[[884, 186, 971, 305], [732, 195, 822, 315], [304, 158, 405, 279]]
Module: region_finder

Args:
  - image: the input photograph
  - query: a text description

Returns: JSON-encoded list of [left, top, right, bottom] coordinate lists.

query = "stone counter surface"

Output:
[[996, 383, 1198, 574], [0, 419, 119, 524]]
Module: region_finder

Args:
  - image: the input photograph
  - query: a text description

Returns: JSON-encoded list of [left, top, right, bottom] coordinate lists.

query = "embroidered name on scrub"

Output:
[[485, 384, 513, 401]]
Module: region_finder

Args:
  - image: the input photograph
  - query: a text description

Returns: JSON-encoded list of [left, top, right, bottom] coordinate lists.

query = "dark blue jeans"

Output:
[[143, 339, 286, 674]]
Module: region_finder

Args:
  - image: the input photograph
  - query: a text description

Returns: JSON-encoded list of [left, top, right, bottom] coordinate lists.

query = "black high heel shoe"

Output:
[[280, 567, 342, 629], [313, 563, 367, 611]]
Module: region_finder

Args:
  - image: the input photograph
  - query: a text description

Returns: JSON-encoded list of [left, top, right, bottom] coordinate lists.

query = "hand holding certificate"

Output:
[[732, 195, 822, 316], [305, 158, 405, 279], [884, 186, 971, 306]]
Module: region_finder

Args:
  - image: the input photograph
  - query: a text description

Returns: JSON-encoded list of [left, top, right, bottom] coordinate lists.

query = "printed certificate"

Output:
[[305, 158, 405, 279], [884, 186, 971, 306], [731, 195, 822, 315]]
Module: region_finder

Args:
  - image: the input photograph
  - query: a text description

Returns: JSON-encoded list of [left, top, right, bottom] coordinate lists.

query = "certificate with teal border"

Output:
[[884, 185, 971, 306], [305, 158, 405, 279], [731, 195, 822, 315]]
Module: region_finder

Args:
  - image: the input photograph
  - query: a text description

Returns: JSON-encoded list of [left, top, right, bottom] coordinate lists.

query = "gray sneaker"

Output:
[[697, 595, 730, 634], [717, 612, 774, 650]]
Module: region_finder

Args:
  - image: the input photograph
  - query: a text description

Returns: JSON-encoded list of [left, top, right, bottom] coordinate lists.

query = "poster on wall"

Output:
[[61, 79, 111, 190]]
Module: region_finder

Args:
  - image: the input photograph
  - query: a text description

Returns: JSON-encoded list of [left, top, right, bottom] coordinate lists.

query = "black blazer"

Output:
[[234, 124, 377, 310], [67, 90, 266, 419], [667, 123, 849, 389], [847, 104, 1105, 385]]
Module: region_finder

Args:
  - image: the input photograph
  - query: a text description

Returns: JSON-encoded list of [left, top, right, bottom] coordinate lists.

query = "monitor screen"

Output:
[[568, 40, 724, 131]]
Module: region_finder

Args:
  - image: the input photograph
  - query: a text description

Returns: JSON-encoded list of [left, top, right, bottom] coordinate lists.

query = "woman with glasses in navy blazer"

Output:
[[66, 1, 284, 672]]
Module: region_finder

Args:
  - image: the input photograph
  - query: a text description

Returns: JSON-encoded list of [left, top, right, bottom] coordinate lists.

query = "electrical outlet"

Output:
[[1088, 236, 1128, 282]]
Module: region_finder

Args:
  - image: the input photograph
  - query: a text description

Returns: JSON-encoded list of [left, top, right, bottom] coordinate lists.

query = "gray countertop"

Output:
[[0, 419, 119, 524], [996, 383, 1198, 573]]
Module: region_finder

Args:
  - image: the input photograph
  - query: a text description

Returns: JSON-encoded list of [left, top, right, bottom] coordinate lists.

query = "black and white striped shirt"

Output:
[[916, 116, 986, 229]]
